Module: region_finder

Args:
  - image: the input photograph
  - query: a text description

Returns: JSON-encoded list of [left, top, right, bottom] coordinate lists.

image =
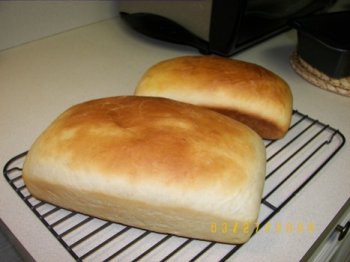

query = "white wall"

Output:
[[0, 1, 119, 51]]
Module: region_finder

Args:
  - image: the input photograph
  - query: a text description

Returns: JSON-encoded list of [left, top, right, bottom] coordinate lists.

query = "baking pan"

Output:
[[291, 10, 350, 78]]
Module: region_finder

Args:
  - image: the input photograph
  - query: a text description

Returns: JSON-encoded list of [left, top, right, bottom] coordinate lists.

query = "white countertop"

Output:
[[1, 17, 349, 262]]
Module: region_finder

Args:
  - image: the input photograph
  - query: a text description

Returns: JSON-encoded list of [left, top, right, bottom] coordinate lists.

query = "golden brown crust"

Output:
[[23, 96, 266, 244], [209, 107, 285, 139], [135, 55, 293, 139]]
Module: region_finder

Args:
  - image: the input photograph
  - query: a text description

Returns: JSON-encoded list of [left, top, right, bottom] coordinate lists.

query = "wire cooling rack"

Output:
[[3, 110, 346, 261]]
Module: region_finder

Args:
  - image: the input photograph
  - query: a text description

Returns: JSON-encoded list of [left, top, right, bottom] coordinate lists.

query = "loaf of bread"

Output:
[[134, 55, 293, 139], [22, 96, 266, 244]]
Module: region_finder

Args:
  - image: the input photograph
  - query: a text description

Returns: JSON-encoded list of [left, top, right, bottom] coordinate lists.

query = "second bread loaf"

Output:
[[135, 55, 293, 139]]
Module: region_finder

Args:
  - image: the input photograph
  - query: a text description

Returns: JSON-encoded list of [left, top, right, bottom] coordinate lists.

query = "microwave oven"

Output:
[[118, 0, 337, 56]]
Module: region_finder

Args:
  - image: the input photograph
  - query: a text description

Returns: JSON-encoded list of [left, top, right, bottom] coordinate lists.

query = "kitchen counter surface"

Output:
[[1, 17, 349, 262]]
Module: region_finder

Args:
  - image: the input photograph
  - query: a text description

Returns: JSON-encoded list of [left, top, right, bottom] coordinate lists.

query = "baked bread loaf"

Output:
[[134, 55, 293, 139], [22, 96, 266, 244]]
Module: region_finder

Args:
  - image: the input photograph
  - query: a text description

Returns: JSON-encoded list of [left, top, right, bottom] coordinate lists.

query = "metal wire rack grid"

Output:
[[3, 110, 345, 262]]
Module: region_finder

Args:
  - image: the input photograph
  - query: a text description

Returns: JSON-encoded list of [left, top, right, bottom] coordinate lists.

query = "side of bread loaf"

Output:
[[22, 96, 266, 244], [134, 56, 293, 139]]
